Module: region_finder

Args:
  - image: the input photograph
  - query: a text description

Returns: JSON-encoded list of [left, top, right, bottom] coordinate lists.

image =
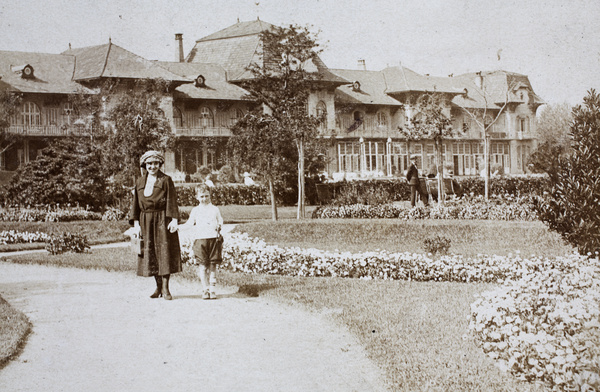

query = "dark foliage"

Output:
[[534, 90, 600, 254]]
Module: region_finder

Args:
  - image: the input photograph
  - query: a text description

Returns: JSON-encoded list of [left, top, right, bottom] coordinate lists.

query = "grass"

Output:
[[0, 217, 567, 391], [0, 296, 31, 370], [181, 204, 318, 222], [233, 219, 575, 257]]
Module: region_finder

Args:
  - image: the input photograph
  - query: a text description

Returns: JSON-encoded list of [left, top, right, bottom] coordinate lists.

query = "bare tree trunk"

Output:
[[297, 136, 305, 219], [269, 179, 278, 221], [435, 139, 444, 205], [484, 135, 490, 200]]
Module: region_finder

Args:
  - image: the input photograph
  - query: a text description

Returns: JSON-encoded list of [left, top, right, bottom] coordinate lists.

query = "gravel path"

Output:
[[0, 261, 388, 392]]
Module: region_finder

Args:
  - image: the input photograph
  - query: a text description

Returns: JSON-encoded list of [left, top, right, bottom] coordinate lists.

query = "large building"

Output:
[[0, 19, 543, 179]]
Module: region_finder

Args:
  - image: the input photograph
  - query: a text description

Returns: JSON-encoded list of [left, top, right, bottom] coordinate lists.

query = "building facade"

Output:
[[0, 20, 543, 179]]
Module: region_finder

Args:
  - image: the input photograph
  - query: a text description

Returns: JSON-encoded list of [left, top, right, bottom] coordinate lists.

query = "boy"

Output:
[[178, 185, 223, 299]]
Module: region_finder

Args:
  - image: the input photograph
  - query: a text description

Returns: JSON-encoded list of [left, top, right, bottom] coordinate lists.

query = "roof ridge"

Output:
[[100, 40, 111, 78]]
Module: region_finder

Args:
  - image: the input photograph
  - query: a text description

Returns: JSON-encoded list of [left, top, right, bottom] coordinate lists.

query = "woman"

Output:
[[129, 150, 181, 300]]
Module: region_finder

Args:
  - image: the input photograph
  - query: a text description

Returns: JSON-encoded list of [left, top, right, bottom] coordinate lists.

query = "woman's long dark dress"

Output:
[[129, 171, 181, 277]]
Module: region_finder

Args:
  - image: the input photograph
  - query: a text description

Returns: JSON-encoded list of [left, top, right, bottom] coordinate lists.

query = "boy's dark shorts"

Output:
[[192, 238, 223, 266]]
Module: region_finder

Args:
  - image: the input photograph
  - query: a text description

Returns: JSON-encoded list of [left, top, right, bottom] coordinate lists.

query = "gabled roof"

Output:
[[329, 68, 402, 106], [0, 50, 88, 94], [451, 71, 544, 109], [196, 19, 277, 43], [64, 42, 190, 83], [157, 61, 250, 101], [382, 66, 465, 95], [187, 20, 347, 85]]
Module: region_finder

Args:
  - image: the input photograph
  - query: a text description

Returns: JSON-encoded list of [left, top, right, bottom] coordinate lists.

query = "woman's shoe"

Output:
[[150, 276, 162, 298], [150, 289, 162, 299]]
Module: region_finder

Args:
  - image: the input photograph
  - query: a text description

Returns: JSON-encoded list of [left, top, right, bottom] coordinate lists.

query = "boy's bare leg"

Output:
[[209, 263, 217, 298]]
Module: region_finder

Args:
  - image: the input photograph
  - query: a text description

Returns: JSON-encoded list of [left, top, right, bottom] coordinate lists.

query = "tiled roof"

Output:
[[187, 20, 347, 85], [382, 66, 465, 94], [195, 19, 276, 42], [157, 61, 250, 101], [329, 68, 402, 106], [451, 71, 544, 109], [64, 42, 190, 82], [0, 50, 87, 94]]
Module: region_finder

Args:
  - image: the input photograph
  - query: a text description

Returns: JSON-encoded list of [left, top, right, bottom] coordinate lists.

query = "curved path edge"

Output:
[[0, 261, 388, 392]]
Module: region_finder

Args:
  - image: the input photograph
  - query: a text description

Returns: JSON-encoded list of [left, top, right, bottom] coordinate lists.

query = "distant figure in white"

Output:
[[243, 172, 256, 186]]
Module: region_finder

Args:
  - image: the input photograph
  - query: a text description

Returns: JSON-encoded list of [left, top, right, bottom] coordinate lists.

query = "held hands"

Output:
[[132, 221, 141, 238], [168, 219, 178, 233]]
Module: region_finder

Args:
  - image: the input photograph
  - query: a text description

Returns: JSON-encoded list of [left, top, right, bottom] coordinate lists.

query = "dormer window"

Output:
[[12, 64, 34, 79], [352, 81, 361, 92], [194, 75, 206, 88]]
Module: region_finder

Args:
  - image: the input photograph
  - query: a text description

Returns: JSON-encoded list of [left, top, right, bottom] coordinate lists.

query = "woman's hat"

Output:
[[140, 150, 164, 167]]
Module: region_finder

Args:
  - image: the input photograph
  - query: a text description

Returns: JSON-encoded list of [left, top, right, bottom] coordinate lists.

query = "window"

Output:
[[46, 107, 59, 126], [316, 101, 327, 118], [62, 102, 75, 125], [411, 144, 423, 170], [22, 102, 41, 127], [365, 141, 385, 172], [199, 107, 214, 128], [390, 142, 408, 175], [338, 142, 361, 172], [173, 107, 183, 127], [518, 117, 529, 133], [229, 109, 244, 126], [376, 112, 388, 128]]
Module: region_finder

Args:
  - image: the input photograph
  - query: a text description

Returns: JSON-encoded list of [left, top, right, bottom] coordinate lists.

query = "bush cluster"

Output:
[[423, 235, 451, 255], [44, 232, 90, 255], [312, 195, 538, 221], [0, 206, 102, 222], [0, 230, 50, 244], [470, 262, 600, 391]]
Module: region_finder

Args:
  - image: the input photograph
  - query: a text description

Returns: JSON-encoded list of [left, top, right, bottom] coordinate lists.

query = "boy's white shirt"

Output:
[[179, 203, 223, 240]]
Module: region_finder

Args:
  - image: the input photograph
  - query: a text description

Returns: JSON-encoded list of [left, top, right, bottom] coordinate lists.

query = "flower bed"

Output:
[[0, 207, 103, 222], [312, 195, 538, 221], [470, 262, 600, 391], [178, 232, 599, 391], [0, 230, 50, 244]]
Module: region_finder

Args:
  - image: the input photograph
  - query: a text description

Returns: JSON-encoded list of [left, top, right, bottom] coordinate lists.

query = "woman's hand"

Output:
[[132, 221, 141, 238], [168, 219, 178, 233]]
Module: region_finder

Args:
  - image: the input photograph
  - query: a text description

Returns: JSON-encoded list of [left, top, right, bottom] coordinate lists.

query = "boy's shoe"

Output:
[[209, 291, 217, 299], [202, 290, 210, 300]]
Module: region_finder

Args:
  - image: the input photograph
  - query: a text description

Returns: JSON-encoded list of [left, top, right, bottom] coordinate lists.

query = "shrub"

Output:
[[312, 195, 538, 221], [4, 138, 107, 209], [0, 230, 49, 244], [423, 235, 451, 255], [45, 232, 90, 255], [534, 90, 600, 254], [216, 165, 236, 184], [0, 206, 103, 222]]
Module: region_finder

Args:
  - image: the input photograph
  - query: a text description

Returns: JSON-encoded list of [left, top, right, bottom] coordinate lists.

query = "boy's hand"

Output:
[[168, 219, 178, 233]]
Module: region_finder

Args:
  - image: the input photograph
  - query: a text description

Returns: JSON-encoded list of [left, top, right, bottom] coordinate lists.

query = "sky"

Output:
[[1, 0, 599, 107]]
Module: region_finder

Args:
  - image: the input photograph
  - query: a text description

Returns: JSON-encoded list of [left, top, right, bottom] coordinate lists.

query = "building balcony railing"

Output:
[[174, 126, 233, 137], [338, 116, 394, 138], [4, 125, 89, 136]]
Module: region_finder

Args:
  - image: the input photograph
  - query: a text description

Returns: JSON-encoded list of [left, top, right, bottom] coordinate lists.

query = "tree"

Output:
[[528, 103, 572, 180], [456, 77, 515, 199], [228, 111, 296, 220], [240, 24, 325, 219], [535, 89, 600, 254], [5, 137, 106, 208], [399, 93, 454, 204], [69, 79, 175, 188], [0, 89, 23, 160]]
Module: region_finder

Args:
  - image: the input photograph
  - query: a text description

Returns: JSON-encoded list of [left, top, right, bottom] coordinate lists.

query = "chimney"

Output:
[[357, 59, 366, 71], [175, 33, 184, 62]]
